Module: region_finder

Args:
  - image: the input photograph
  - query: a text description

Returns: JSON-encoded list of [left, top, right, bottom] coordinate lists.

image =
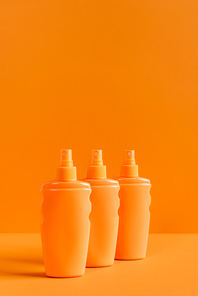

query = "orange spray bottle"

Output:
[[114, 150, 151, 260], [83, 150, 120, 267], [40, 149, 91, 277]]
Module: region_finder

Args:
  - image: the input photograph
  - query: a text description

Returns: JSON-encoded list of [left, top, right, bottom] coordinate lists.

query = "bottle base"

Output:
[[86, 263, 113, 268], [46, 272, 85, 278], [115, 257, 145, 261]]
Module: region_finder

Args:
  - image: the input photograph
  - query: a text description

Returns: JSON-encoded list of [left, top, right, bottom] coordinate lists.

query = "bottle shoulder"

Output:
[[82, 178, 119, 187], [114, 176, 151, 185], [41, 180, 91, 190]]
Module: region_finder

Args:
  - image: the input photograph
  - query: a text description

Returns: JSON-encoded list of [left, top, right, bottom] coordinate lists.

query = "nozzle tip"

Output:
[[124, 150, 135, 165], [91, 150, 103, 166], [60, 149, 73, 167]]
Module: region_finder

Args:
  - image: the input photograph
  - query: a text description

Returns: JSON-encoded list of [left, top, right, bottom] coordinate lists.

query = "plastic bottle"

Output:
[[83, 150, 120, 267], [40, 149, 91, 277], [114, 150, 151, 260]]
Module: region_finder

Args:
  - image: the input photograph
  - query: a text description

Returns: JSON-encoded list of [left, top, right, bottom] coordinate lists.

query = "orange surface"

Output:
[[0, 234, 198, 295], [0, 0, 198, 233]]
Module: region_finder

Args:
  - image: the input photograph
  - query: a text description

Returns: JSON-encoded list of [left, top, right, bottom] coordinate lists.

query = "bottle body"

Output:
[[115, 177, 151, 260], [40, 181, 91, 277], [84, 179, 120, 267]]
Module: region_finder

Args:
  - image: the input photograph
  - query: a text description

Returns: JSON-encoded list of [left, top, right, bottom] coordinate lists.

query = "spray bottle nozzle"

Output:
[[121, 150, 138, 177], [87, 149, 106, 178], [91, 150, 103, 166], [60, 149, 73, 167], [56, 149, 76, 181], [124, 150, 136, 165]]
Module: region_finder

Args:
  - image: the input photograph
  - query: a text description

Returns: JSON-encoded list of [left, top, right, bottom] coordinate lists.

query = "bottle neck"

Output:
[[56, 166, 76, 181], [120, 164, 138, 177], [87, 165, 106, 179]]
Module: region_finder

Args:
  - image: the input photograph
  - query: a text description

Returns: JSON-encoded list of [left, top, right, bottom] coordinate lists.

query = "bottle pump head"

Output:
[[56, 149, 76, 181], [87, 150, 106, 179], [120, 150, 138, 177]]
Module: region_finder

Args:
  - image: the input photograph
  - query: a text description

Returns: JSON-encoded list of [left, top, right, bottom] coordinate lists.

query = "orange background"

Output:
[[0, 0, 198, 233]]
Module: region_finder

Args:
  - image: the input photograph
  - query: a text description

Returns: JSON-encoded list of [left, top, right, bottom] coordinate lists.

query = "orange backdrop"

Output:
[[0, 0, 198, 233]]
